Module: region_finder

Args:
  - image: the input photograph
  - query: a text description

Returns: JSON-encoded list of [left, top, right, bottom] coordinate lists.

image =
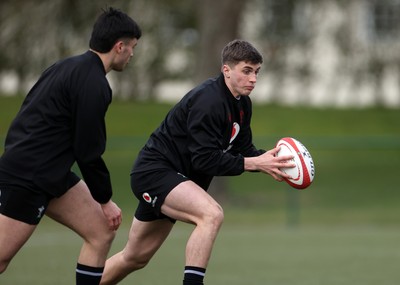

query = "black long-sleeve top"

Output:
[[0, 51, 113, 203], [132, 73, 264, 190]]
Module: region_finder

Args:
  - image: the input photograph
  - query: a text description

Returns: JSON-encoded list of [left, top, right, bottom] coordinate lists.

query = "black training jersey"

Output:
[[132, 73, 264, 190], [0, 51, 112, 203]]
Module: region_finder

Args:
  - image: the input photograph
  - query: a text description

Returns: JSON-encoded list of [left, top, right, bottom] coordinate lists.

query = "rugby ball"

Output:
[[276, 137, 315, 189]]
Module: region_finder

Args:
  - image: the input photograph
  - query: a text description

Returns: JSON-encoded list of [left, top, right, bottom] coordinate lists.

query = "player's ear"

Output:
[[222, 64, 231, 78], [114, 40, 124, 54]]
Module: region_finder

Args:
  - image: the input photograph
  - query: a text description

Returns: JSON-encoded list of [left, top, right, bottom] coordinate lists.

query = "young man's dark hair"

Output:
[[90, 7, 142, 53], [221, 39, 263, 66]]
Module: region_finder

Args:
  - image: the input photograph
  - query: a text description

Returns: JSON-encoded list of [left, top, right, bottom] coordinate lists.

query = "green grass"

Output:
[[2, 219, 400, 285], [1, 96, 400, 284]]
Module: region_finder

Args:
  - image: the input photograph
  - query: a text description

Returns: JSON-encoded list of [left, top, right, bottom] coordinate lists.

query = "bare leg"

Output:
[[100, 218, 174, 285], [101, 180, 223, 284], [46, 180, 116, 267], [161, 181, 224, 268], [0, 214, 36, 273]]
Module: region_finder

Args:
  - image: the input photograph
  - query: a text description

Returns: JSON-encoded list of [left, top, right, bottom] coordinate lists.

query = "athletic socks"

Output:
[[183, 266, 206, 285], [76, 263, 104, 285]]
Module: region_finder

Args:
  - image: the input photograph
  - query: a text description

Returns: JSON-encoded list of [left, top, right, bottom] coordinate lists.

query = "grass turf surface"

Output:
[[2, 219, 400, 285]]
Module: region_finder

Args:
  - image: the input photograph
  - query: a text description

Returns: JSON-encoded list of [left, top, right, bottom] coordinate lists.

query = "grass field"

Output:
[[1, 96, 400, 284], [3, 219, 400, 285]]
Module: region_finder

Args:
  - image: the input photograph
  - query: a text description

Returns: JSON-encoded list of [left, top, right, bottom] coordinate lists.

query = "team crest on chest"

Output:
[[224, 122, 240, 153], [230, 122, 240, 144]]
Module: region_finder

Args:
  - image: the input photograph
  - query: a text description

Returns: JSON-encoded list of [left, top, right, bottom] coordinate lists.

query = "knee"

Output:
[[87, 229, 116, 251], [122, 251, 151, 271], [106, 229, 117, 243], [100, 228, 116, 245], [204, 204, 224, 230], [102, 229, 117, 248]]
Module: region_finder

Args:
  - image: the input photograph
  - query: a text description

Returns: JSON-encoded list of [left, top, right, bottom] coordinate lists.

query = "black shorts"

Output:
[[0, 172, 80, 225], [131, 169, 189, 222], [0, 183, 51, 225]]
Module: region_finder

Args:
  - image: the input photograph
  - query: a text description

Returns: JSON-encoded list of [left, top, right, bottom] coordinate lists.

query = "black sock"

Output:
[[76, 263, 104, 285], [183, 266, 206, 285]]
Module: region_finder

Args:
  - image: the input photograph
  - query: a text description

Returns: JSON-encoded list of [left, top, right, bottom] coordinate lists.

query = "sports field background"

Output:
[[1, 96, 400, 284]]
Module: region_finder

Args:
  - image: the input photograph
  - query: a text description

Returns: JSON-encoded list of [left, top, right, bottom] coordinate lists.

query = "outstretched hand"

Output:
[[244, 146, 295, 181], [101, 200, 122, 231]]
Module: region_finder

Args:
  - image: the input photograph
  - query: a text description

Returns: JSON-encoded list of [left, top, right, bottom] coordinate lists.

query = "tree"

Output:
[[195, 0, 248, 83], [194, 0, 249, 203]]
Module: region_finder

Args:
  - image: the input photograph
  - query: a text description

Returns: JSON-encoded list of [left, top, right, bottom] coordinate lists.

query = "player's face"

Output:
[[223, 61, 261, 97], [112, 38, 138, 72]]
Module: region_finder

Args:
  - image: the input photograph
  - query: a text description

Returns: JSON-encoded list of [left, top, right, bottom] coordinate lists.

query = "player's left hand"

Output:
[[101, 200, 122, 231], [244, 147, 295, 181]]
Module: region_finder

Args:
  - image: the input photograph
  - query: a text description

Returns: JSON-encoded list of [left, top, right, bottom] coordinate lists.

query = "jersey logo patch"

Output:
[[224, 122, 240, 153], [230, 122, 240, 144]]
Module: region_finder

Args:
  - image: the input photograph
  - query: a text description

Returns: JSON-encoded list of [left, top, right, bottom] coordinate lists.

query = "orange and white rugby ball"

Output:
[[276, 137, 315, 189]]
